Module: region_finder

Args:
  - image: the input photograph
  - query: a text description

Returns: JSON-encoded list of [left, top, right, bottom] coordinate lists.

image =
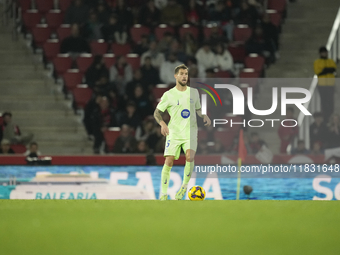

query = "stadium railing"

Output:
[[296, 6, 340, 151]]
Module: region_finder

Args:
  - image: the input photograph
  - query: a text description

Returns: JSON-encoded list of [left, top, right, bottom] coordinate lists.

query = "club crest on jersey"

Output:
[[181, 109, 190, 119]]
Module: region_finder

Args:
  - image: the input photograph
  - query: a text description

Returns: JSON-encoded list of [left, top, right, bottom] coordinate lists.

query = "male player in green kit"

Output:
[[154, 64, 211, 200]]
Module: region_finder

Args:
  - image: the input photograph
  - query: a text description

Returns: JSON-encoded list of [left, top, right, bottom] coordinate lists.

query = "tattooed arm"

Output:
[[196, 108, 211, 127], [154, 108, 169, 136]]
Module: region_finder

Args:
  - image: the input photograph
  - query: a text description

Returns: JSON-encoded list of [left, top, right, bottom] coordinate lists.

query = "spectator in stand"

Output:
[[208, 26, 228, 46], [261, 14, 279, 52], [85, 55, 109, 90], [113, 124, 138, 153], [84, 12, 103, 40], [139, 0, 161, 28], [158, 31, 174, 53], [146, 125, 163, 152], [309, 112, 328, 149], [310, 142, 323, 155], [291, 140, 310, 155], [108, 87, 124, 111], [0, 139, 15, 154], [93, 75, 112, 96], [314, 46, 337, 121], [134, 35, 150, 56], [278, 107, 298, 153], [109, 55, 133, 96], [195, 42, 217, 71], [235, 0, 259, 28], [91, 97, 118, 154], [101, 14, 128, 44], [154, 0, 168, 9], [83, 94, 102, 139], [113, 0, 134, 31], [0, 112, 33, 145], [326, 113, 340, 149], [120, 101, 141, 130], [126, 69, 146, 99], [131, 85, 153, 119], [96, 2, 111, 25], [141, 41, 166, 69], [215, 43, 234, 73], [246, 24, 276, 64], [249, 132, 266, 154], [160, 0, 185, 27], [136, 140, 149, 153], [185, 0, 204, 26], [136, 119, 155, 141], [64, 0, 90, 25], [24, 142, 41, 157], [160, 53, 183, 84], [183, 33, 198, 57], [60, 24, 91, 55], [141, 57, 161, 89], [166, 39, 187, 63], [208, 1, 233, 41]]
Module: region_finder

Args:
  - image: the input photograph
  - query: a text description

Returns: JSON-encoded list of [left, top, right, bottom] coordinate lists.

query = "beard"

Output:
[[178, 80, 187, 86]]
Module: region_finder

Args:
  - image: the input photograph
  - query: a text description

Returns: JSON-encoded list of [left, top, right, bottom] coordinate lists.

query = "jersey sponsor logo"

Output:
[[181, 109, 190, 119]]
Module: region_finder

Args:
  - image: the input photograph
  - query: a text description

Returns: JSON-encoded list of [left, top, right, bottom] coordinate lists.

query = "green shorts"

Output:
[[164, 138, 197, 160]]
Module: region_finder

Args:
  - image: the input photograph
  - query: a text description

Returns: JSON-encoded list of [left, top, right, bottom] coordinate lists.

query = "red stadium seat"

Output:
[[18, 0, 32, 14], [103, 53, 116, 69], [233, 25, 252, 43], [73, 85, 93, 109], [45, 10, 64, 30], [10, 144, 27, 154], [90, 40, 109, 55], [35, 0, 54, 14], [227, 44, 246, 63], [32, 24, 51, 47], [179, 24, 199, 39], [203, 24, 223, 39], [125, 54, 140, 71], [43, 39, 60, 62], [130, 24, 150, 44], [111, 43, 131, 56], [22, 10, 42, 32], [215, 70, 232, 79], [245, 54, 265, 73], [152, 84, 169, 101], [63, 69, 83, 92], [154, 24, 175, 41], [104, 128, 121, 152], [52, 54, 73, 77], [76, 54, 94, 73], [266, 10, 282, 27], [0, 115, 3, 126], [57, 24, 71, 41], [213, 129, 236, 149], [268, 0, 287, 13], [239, 68, 259, 89], [58, 0, 72, 12]]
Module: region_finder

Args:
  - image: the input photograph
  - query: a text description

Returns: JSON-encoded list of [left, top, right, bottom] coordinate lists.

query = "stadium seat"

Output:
[[35, 0, 54, 14], [58, 0, 72, 12], [10, 144, 27, 154], [90, 40, 109, 55], [45, 10, 64, 30], [0, 115, 3, 126], [76, 54, 94, 73], [227, 44, 246, 63], [203, 24, 222, 39], [43, 39, 60, 62], [268, 0, 287, 13], [111, 43, 132, 56], [245, 54, 265, 73], [32, 24, 51, 48], [152, 84, 169, 101], [239, 68, 259, 89], [103, 53, 116, 69], [52, 54, 73, 77], [63, 69, 83, 92], [154, 24, 175, 41], [179, 24, 199, 39], [56, 24, 71, 41], [213, 129, 236, 149], [18, 0, 32, 14], [125, 54, 140, 71], [233, 25, 252, 43], [73, 85, 93, 109], [130, 24, 150, 44], [215, 70, 232, 79], [104, 128, 121, 152], [22, 10, 42, 32]]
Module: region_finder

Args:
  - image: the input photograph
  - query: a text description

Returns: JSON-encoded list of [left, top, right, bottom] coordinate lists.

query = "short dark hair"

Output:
[[319, 46, 328, 53], [30, 142, 38, 147], [174, 64, 188, 74], [2, 112, 12, 118]]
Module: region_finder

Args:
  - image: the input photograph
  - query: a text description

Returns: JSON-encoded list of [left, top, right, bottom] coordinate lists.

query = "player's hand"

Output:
[[203, 115, 211, 127], [160, 123, 169, 137]]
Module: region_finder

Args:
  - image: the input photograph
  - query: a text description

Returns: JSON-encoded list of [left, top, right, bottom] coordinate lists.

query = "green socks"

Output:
[[183, 160, 194, 185], [161, 164, 172, 194]]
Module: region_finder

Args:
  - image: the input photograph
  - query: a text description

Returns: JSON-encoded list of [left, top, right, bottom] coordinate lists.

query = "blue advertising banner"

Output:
[[0, 166, 339, 200]]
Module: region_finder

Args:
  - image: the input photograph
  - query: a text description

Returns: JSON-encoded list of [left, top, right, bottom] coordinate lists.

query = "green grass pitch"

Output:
[[0, 200, 339, 255]]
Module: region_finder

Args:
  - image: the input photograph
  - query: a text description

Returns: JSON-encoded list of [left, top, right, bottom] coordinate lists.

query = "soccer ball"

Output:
[[188, 186, 206, 201]]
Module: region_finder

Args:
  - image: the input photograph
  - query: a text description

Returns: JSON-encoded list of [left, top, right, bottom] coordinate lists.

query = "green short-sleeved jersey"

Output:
[[156, 86, 201, 140]]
